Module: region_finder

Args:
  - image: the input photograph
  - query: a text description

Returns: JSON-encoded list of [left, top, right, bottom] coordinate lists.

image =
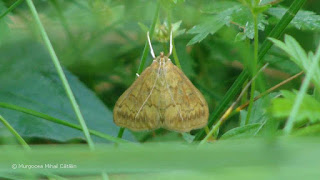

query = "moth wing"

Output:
[[113, 62, 162, 131], [162, 61, 209, 132]]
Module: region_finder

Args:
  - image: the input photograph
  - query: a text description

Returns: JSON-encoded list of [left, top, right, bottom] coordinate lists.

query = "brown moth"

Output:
[[113, 32, 209, 132]]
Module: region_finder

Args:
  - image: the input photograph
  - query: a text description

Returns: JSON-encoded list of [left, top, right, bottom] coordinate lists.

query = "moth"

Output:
[[113, 32, 209, 132]]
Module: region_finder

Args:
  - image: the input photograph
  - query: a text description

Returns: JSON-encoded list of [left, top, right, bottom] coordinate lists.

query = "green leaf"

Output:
[[187, 1, 269, 45], [231, 6, 268, 39], [270, 35, 320, 91], [270, 90, 320, 123], [194, 0, 308, 141], [267, 7, 320, 31], [182, 132, 195, 143], [263, 47, 301, 74], [221, 123, 262, 139], [187, 15, 228, 45], [171, 20, 186, 37], [253, 4, 272, 15], [201, 1, 241, 14], [292, 124, 320, 136], [187, 2, 240, 45], [260, 0, 280, 5], [138, 22, 149, 33], [0, 41, 135, 142], [235, 32, 247, 41], [240, 92, 279, 126]]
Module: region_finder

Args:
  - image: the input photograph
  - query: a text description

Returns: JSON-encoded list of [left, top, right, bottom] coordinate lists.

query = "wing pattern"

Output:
[[162, 61, 209, 132], [113, 61, 162, 131], [113, 59, 209, 132]]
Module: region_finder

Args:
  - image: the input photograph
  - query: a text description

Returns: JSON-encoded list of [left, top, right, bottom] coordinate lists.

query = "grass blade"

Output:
[[0, 115, 30, 150], [284, 43, 320, 134], [0, 0, 24, 19], [137, 1, 160, 74], [25, 0, 94, 149]]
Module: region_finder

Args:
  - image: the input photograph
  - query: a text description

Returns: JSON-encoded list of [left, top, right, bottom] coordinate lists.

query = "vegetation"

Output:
[[0, 0, 320, 179]]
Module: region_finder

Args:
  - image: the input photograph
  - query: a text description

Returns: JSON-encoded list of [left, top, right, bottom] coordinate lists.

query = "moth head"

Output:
[[155, 52, 170, 64]]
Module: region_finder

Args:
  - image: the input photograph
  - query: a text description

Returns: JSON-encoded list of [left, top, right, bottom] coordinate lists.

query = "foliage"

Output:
[[0, 0, 320, 179], [187, 1, 269, 45], [267, 7, 320, 31], [270, 90, 320, 124], [270, 35, 320, 91], [0, 41, 134, 142]]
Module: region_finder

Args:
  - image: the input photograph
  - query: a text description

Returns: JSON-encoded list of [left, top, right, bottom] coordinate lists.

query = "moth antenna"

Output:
[[147, 31, 156, 59], [168, 31, 173, 57]]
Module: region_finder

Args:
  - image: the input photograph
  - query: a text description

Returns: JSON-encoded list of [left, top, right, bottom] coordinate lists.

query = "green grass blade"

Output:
[[167, 8, 182, 69], [25, 0, 94, 150], [0, 115, 31, 150], [0, 0, 24, 19], [0, 102, 128, 144], [172, 40, 182, 69], [194, 0, 307, 141], [258, 0, 307, 60], [137, 1, 160, 75], [284, 43, 320, 134]]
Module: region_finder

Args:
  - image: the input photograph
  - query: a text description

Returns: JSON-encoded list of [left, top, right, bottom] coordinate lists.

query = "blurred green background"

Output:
[[1, 0, 320, 179]]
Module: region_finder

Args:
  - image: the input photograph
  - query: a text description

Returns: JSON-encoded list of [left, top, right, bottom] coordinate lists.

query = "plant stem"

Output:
[[193, 0, 307, 141], [200, 64, 268, 143], [0, 115, 31, 150], [172, 41, 182, 69], [200, 120, 222, 145], [117, 1, 160, 139], [162, 43, 168, 54], [220, 71, 303, 123], [117, 128, 125, 138], [0, 0, 24, 19], [25, 0, 94, 150], [137, 2, 160, 75], [245, 13, 259, 125], [166, 5, 182, 69], [284, 44, 320, 134], [238, 71, 303, 110]]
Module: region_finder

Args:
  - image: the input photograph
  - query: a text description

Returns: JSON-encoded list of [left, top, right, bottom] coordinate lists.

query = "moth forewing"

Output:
[[162, 60, 209, 132], [113, 60, 162, 131], [113, 53, 209, 132]]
